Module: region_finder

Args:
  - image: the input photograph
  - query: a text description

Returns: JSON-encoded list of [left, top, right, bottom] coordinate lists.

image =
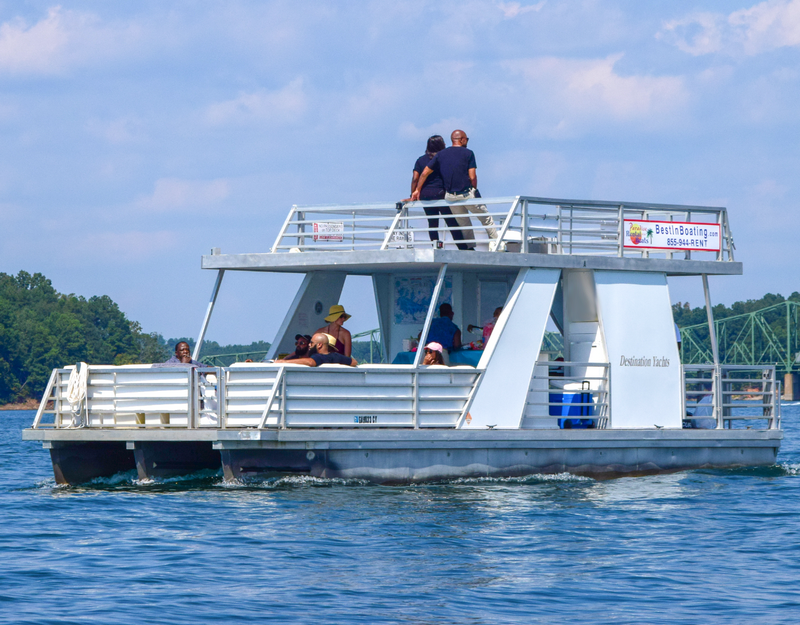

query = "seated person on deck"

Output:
[[467, 307, 502, 349], [316, 305, 352, 356], [422, 342, 446, 366], [426, 303, 461, 351], [277, 334, 312, 361], [154, 341, 201, 367], [285, 333, 358, 367]]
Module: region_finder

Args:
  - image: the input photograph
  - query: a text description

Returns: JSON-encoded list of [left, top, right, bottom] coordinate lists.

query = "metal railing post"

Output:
[[32, 369, 58, 429], [522, 199, 529, 254], [217, 367, 227, 428], [258, 367, 285, 429], [280, 370, 287, 429], [557, 205, 563, 254], [680, 364, 686, 425], [617, 204, 624, 257], [193, 269, 225, 361], [703, 274, 720, 366], [297, 210, 306, 249], [380, 204, 406, 250], [412, 370, 419, 429], [414, 264, 448, 367], [271, 205, 297, 253], [493, 198, 520, 252]]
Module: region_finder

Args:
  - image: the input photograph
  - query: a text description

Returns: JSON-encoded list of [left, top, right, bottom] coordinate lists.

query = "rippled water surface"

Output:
[[3, 408, 800, 624]]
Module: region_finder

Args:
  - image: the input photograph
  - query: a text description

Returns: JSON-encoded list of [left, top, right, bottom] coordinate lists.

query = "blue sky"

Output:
[[1, 0, 798, 344]]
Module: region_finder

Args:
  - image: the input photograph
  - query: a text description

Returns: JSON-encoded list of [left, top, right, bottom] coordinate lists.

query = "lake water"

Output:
[[2, 408, 800, 624]]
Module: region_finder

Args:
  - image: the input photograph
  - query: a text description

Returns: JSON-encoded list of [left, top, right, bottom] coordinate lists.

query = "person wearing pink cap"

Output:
[[422, 342, 445, 366]]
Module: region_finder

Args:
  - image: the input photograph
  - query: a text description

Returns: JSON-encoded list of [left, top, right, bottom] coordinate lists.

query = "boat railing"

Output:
[[523, 361, 610, 429], [224, 364, 481, 429], [682, 364, 780, 430], [30, 363, 482, 431], [32, 365, 221, 429], [270, 196, 735, 261]]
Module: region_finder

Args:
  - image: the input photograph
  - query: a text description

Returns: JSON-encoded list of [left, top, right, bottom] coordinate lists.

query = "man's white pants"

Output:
[[445, 188, 497, 244]]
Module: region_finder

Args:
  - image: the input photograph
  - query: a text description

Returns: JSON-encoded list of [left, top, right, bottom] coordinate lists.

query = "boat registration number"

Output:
[[354, 415, 378, 424]]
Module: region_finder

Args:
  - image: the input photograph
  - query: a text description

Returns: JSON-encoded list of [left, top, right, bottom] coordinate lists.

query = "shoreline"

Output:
[[0, 399, 39, 411]]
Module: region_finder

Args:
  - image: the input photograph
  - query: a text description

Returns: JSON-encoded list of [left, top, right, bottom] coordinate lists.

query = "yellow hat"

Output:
[[324, 304, 351, 323], [323, 333, 337, 347]]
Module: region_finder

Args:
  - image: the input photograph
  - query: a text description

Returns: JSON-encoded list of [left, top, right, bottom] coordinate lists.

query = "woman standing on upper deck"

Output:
[[410, 135, 468, 250], [316, 305, 352, 357]]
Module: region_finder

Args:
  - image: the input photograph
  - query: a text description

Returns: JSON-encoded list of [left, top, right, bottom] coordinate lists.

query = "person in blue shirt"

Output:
[[410, 135, 469, 250], [426, 303, 462, 352], [411, 130, 498, 249]]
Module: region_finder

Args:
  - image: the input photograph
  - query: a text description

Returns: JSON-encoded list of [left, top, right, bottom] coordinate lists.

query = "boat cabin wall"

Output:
[[594, 270, 682, 429], [267, 272, 346, 359], [381, 270, 515, 362]]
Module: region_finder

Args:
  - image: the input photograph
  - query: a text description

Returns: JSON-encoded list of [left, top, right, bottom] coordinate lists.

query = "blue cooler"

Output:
[[549, 385, 594, 429]]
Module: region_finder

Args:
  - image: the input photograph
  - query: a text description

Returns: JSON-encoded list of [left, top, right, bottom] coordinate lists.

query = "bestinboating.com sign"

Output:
[[623, 219, 721, 252]]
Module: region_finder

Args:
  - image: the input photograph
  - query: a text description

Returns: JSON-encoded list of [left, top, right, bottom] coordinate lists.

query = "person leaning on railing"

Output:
[[405, 135, 469, 250], [152, 341, 201, 368], [283, 333, 358, 367], [410, 129, 497, 250], [275, 334, 312, 361]]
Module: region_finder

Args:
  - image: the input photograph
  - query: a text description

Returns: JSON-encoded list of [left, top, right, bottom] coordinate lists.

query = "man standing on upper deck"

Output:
[[411, 130, 498, 249]]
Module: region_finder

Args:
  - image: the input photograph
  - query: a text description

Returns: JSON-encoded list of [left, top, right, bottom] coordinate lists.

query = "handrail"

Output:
[[682, 364, 778, 429], [32, 369, 58, 429], [269, 195, 734, 261], [524, 360, 611, 429], [257, 366, 284, 429]]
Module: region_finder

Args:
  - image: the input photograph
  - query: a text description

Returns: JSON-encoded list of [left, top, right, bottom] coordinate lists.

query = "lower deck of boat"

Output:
[[23, 428, 782, 484]]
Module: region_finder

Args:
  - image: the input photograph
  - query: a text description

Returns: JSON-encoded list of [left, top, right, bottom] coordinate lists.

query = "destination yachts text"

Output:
[[619, 356, 671, 367]]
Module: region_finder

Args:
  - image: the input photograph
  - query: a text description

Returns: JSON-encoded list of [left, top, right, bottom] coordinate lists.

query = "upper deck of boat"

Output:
[[202, 195, 741, 277]]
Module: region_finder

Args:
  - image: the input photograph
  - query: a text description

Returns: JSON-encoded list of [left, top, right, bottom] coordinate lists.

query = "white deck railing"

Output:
[[522, 361, 610, 429], [32, 364, 481, 430], [682, 364, 780, 429], [32, 361, 779, 431], [270, 196, 735, 261]]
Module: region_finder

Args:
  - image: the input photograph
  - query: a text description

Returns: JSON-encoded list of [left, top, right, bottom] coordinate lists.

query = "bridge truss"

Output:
[[680, 301, 800, 373]]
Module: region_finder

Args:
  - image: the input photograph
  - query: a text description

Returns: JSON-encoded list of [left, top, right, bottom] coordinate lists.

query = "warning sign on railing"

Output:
[[313, 222, 344, 242], [623, 219, 721, 252]]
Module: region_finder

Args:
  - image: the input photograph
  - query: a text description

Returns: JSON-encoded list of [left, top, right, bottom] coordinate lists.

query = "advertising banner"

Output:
[[312, 222, 344, 242], [622, 219, 721, 252]]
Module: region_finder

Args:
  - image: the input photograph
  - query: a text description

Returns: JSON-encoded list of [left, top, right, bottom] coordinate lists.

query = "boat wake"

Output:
[[221, 475, 371, 489], [440, 473, 595, 485]]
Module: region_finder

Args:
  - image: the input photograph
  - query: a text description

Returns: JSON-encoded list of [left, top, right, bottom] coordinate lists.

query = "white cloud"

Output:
[[660, 0, 800, 56], [136, 178, 230, 212], [0, 6, 141, 75], [497, 1, 546, 19], [0, 7, 73, 74], [205, 78, 307, 126], [505, 54, 687, 133]]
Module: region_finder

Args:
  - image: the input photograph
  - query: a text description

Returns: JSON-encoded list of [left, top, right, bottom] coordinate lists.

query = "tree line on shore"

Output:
[[0, 272, 270, 405]]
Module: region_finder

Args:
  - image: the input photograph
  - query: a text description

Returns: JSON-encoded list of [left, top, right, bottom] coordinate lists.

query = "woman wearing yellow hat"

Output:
[[316, 304, 352, 356]]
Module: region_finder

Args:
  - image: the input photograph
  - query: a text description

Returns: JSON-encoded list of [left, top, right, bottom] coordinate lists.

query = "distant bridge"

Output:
[[680, 301, 800, 373]]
